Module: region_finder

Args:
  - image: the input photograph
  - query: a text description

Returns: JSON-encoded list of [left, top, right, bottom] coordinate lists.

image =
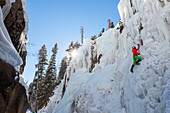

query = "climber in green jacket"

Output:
[[130, 44, 142, 73]]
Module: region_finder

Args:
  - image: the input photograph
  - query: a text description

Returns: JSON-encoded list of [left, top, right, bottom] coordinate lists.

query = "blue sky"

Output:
[[23, 0, 120, 84]]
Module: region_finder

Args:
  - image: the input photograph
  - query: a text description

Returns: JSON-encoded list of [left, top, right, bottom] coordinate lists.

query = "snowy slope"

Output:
[[40, 1, 170, 113]]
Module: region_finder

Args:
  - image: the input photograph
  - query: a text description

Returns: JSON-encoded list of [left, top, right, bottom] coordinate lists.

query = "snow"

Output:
[[55, 66, 122, 113], [0, 7, 23, 70], [66, 39, 93, 78], [1, 0, 16, 20], [2, 0, 11, 20], [40, 1, 170, 113], [19, 75, 29, 97]]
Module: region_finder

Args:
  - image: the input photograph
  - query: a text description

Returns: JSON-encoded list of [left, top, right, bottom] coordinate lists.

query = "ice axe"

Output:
[[133, 42, 140, 45], [138, 35, 143, 46]]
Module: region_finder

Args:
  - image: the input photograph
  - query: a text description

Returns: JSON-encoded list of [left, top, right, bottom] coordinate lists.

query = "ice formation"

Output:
[[40, 0, 170, 113]]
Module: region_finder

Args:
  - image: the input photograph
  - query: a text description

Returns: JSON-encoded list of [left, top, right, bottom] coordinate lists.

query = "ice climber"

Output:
[[130, 44, 142, 73], [119, 21, 124, 34], [116, 21, 124, 34], [67, 78, 70, 82], [98, 54, 102, 64]]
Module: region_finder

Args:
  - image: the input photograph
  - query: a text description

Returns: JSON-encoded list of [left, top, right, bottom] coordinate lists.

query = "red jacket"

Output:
[[98, 54, 102, 59], [67, 78, 69, 82], [132, 45, 140, 56]]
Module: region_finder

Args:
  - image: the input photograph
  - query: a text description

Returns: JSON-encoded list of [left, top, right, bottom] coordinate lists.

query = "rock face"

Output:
[[4, 0, 25, 50], [0, 0, 5, 8], [0, 0, 29, 113], [19, 50, 27, 74], [4, 0, 27, 75], [0, 59, 16, 91], [0, 58, 28, 113], [5, 82, 28, 113]]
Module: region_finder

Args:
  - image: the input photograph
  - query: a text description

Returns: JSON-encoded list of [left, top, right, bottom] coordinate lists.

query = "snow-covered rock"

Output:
[[0, 7, 22, 70], [0, 0, 29, 112], [0, 0, 29, 71], [40, 1, 170, 113], [20, 0, 29, 51], [19, 75, 29, 97]]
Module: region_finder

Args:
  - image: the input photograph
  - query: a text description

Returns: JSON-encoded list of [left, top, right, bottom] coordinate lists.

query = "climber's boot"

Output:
[[130, 65, 135, 73]]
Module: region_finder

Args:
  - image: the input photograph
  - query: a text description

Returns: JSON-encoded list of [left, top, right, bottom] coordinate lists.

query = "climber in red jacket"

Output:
[[67, 78, 70, 82], [130, 44, 142, 73], [98, 54, 102, 64]]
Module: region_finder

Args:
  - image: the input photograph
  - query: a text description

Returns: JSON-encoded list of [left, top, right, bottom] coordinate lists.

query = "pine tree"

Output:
[[110, 22, 115, 28], [73, 41, 81, 49], [66, 41, 81, 56], [91, 35, 97, 40], [66, 41, 73, 54], [98, 32, 102, 37], [44, 43, 58, 106], [57, 56, 68, 85], [102, 28, 105, 33], [31, 45, 48, 111]]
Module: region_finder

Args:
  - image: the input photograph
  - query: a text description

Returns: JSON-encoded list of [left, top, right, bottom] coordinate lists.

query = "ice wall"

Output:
[[65, 1, 170, 79], [40, 1, 170, 113], [164, 68, 170, 113]]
